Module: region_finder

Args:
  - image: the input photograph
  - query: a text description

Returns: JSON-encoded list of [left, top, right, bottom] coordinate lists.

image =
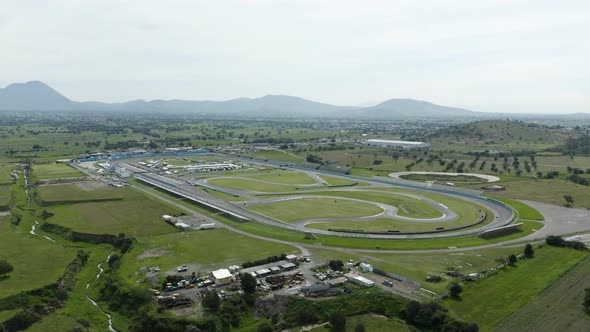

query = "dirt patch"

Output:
[[136, 248, 173, 259]]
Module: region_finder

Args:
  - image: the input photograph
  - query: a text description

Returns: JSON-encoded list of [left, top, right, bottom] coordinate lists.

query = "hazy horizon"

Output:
[[2, 1, 589, 114]]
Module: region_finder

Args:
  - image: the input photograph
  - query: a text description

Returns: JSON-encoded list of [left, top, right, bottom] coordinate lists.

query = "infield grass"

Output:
[[131, 179, 542, 250], [318, 175, 369, 187], [207, 177, 321, 192], [243, 171, 318, 185], [297, 190, 443, 219], [247, 198, 384, 223]]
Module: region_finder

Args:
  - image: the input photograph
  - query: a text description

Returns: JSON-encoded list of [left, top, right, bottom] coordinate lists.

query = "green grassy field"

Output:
[[231, 218, 543, 251], [372, 188, 490, 224], [32, 163, 85, 180], [0, 187, 10, 208], [399, 173, 488, 183], [306, 314, 411, 332], [0, 216, 77, 298], [130, 179, 543, 250], [308, 217, 478, 233], [447, 246, 587, 331], [244, 171, 318, 184], [311, 246, 522, 294], [297, 190, 443, 219], [248, 149, 305, 163], [37, 183, 124, 203], [207, 177, 320, 192], [0, 166, 14, 185], [46, 187, 187, 237], [198, 187, 247, 201], [59, 244, 128, 331], [487, 197, 544, 220], [496, 255, 590, 332], [467, 177, 590, 209], [118, 228, 298, 281], [26, 313, 84, 332], [0, 309, 20, 323], [317, 175, 368, 187], [247, 198, 384, 223]]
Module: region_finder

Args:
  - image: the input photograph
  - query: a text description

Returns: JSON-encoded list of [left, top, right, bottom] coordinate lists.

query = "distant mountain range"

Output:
[[0, 81, 587, 119]]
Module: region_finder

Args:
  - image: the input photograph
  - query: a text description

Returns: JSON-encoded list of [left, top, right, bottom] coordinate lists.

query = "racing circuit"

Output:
[[106, 155, 517, 240]]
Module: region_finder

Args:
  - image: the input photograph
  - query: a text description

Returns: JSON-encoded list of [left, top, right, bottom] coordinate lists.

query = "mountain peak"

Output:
[[0, 80, 73, 110]]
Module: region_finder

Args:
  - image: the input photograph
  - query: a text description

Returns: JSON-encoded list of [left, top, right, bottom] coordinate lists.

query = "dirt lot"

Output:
[[495, 255, 590, 331]]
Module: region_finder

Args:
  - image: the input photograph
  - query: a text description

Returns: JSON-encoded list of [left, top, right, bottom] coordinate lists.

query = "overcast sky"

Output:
[[1, 0, 589, 113]]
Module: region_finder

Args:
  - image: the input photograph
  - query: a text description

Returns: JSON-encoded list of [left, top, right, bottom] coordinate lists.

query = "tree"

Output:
[[564, 195, 574, 207], [329, 312, 346, 332], [354, 322, 366, 332], [257, 323, 273, 332], [508, 254, 517, 265], [202, 291, 221, 312], [584, 288, 590, 312], [524, 244, 535, 258], [328, 260, 344, 271], [449, 282, 463, 298], [240, 273, 257, 294], [0, 260, 14, 277]]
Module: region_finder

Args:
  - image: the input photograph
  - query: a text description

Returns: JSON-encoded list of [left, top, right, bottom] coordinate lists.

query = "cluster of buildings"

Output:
[[138, 159, 241, 174], [210, 254, 299, 286]]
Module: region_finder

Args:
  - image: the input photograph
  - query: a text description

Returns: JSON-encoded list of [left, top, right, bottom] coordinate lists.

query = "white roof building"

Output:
[[364, 139, 430, 149], [212, 268, 232, 284]]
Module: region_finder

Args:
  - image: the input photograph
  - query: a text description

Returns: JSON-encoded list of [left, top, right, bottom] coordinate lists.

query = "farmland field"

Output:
[[37, 182, 124, 203], [471, 177, 590, 209], [496, 255, 590, 332], [0, 166, 14, 185], [45, 187, 188, 237], [0, 186, 9, 208], [32, 163, 85, 180], [447, 246, 587, 331]]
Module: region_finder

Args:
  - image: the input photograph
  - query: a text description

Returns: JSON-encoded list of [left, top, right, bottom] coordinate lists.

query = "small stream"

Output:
[[86, 252, 117, 332], [23, 169, 31, 206], [30, 221, 56, 242]]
